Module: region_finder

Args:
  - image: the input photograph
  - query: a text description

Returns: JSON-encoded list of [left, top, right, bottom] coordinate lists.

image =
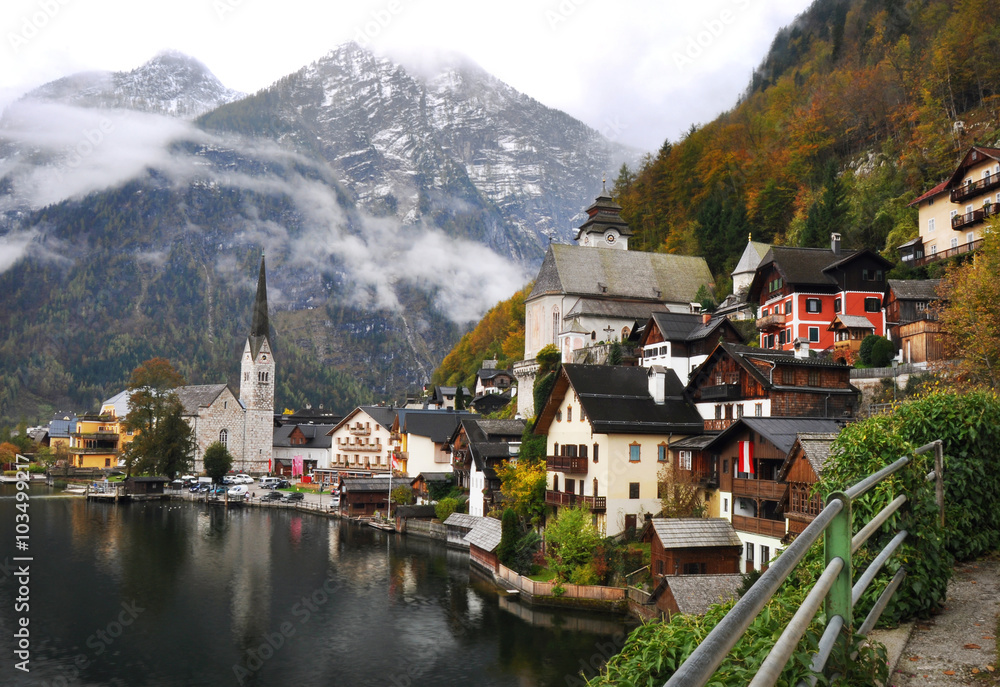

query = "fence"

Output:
[[496, 564, 626, 602], [664, 439, 944, 687]]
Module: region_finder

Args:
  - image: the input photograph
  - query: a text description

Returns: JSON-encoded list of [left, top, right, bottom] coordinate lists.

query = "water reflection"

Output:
[[0, 486, 630, 687]]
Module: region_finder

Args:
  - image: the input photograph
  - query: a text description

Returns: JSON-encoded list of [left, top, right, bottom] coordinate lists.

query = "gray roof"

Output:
[[341, 478, 392, 493], [647, 518, 742, 549], [443, 513, 482, 530], [830, 315, 876, 330], [565, 298, 670, 321], [665, 574, 743, 615], [670, 435, 718, 450], [273, 423, 336, 448], [783, 432, 840, 479], [248, 256, 270, 359], [399, 410, 476, 442], [411, 472, 452, 484], [732, 240, 772, 276], [528, 244, 713, 305], [888, 279, 941, 301], [175, 384, 232, 416], [331, 406, 398, 434], [706, 418, 843, 455], [463, 517, 503, 552]]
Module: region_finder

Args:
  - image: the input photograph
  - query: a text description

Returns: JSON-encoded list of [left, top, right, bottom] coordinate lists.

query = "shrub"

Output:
[[435, 497, 460, 522], [870, 336, 895, 367]]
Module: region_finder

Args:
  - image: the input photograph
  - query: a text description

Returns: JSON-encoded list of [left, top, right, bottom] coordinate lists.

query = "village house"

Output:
[[514, 188, 714, 417], [474, 360, 515, 396], [883, 279, 944, 365], [390, 409, 473, 478], [322, 406, 397, 486], [776, 432, 839, 539], [686, 342, 860, 432], [827, 315, 876, 365], [702, 417, 844, 573], [535, 364, 704, 537], [409, 472, 452, 504], [47, 411, 76, 453], [646, 574, 743, 620], [641, 518, 743, 577], [449, 417, 524, 517], [67, 398, 133, 469], [464, 516, 503, 574], [902, 146, 1000, 267], [748, 234, 892, 354], [636, 312, 743, 383], [272, 422, 336, 480], [339, 478, 391, 518]]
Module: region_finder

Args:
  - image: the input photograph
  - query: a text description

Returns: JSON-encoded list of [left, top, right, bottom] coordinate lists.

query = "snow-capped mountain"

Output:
[[19, 50, 244, 118]]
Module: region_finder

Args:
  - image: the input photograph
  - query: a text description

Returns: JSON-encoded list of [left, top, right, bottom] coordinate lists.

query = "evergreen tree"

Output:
[[801, 160, 848, 248], [203, 442, 233, 484]]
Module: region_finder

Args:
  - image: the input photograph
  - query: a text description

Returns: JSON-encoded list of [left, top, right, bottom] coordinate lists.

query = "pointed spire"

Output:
[[249, 255, 270, 357]]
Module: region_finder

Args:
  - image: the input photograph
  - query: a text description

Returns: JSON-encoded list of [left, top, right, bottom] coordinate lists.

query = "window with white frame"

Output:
[[679, 450, 692, 470], [928, 217, 935, 232], [951, 237, 958, 248], [806, 298, 822, 313], [968, 232, 975, 244], [808, 326, 820, 342]]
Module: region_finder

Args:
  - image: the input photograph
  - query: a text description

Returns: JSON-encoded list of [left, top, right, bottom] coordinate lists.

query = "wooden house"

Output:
[[409, 472, 452, 504], [636, 312, 744, 383], [647, 574, 743, 619], [642, 518, 742, 577], [449, 418, 524, 517], [686, 342, 860, 432], [464, 517, 503, 573], [828, 315, 876, 364], [883, 280, 945, 364], [776, 433, 838, 538], [340, 478, 391, 517], [443, 512, 480, 549], [125, 476, 169, 498]]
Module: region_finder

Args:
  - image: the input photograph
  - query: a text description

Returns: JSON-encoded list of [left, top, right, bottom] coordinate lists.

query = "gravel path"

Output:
[[890, 557, 1000, 686]]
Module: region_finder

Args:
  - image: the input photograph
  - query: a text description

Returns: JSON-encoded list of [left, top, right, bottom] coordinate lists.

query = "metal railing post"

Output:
[[934, 441, 945, 529], [824, 491, 853, 668]]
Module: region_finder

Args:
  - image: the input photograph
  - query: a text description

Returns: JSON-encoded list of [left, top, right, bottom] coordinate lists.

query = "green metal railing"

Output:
[[664, 440, 944, 687]]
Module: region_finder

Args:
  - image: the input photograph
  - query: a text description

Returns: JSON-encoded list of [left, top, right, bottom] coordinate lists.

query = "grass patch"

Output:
[[528, 566, 556, 582]]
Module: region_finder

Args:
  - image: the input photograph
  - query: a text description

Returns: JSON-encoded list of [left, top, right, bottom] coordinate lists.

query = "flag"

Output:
[[738, 441, 754, 475]]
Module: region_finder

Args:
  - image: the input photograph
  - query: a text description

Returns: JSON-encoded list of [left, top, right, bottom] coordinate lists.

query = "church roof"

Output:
[[527, 244, 713, 305], [249, 256, 270, 359], [175, 384, 234, 416], [732, 240, 772, 276]]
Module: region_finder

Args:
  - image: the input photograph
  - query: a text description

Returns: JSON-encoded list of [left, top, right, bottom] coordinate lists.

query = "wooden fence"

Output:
[[496, 564, 625, 602]]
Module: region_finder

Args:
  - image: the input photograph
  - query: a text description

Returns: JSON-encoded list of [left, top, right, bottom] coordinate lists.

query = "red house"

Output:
[[748, 234, 893, 354]]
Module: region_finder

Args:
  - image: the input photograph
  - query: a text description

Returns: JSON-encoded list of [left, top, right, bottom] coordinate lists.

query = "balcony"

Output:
[[339, 443, 382, 452], [732, 514, 786, 538], [914, 237, 984, 267], [546, 455, 588, 473], [950, 174, 1000, 202], [71, 432, 119, 441], [349, 425, 371, 436], [704, 418, 735, 432], [732, 478, 788, 501], [755, 312, 786, 330], [545, 490, 606, 512], [952, 203, 1000, 230], [700, 383, 741, 401]]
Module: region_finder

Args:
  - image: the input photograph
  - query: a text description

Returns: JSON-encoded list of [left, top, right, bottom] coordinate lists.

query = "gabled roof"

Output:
[[528, 244, 713, 305], [100, 389, 131, 418], [410, 472, 452, 485], [639, 312, 742, 348], [397, 409, 475, 442], [175, 384, 234, 416], [655, 574, 743, 615], [645, 518, 742, 549], [748, 245, 892, 300], [272, 423, 336, 448], [341, 478, 391, 493], [908, 179, 950, 207], [451, 418, 525, 471], [329, 405, 398, 434], [777, 432, 840, 482], [443, 512, 481, 530], [704, 418, 843, 455], [887, 279, 941, 301], [477, 368, 513, 381], [829, 315, 876, 331], [946, 146, 1000, 187], [536, 364, 703, 435], [463, 517, 503, 552]]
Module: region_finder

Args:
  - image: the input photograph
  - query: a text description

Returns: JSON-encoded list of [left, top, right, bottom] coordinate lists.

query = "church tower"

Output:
[[240, 256, 274, 474], [574, 182, 633, 250]]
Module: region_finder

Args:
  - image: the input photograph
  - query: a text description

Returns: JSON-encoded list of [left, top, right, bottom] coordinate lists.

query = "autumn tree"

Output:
[[657, 461, 706, 519], [121, 358, 191, 477], [544, 504, 602, 584], [496, 458, 547, 529], [936, 225, 1000, 389]]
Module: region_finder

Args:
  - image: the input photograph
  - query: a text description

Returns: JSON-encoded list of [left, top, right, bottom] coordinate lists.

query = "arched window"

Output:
[[219, 429, 228, 446], [552, 307, 560, 344]]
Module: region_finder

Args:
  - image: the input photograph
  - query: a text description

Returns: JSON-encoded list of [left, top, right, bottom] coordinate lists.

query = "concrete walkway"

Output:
[[883, 556, 1000, 686]]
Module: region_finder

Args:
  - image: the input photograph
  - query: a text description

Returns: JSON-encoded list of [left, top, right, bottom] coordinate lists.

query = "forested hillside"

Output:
[[613, 0, 1000, 288]]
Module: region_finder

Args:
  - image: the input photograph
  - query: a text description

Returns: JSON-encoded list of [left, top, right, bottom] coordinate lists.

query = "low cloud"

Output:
[[0, 100, 528, 322]]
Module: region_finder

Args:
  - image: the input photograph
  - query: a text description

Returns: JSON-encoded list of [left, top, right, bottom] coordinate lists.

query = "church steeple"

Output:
[[249, 256, 270, 358], [574, 182, 633, 249]]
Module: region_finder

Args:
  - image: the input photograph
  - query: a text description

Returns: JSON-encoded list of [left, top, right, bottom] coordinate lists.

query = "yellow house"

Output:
[[903, 146, 1000, 267], [535, 364, 704, 537], [67, 390, 136, 469]]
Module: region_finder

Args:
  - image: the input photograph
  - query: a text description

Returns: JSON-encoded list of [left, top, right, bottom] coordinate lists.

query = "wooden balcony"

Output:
[[546, 455, 588, 474], [704, 418, 735, 432], [732, 478, 787, 501], [700, 383, 741, 401], [544, 490, 606, 512], [348, 425, 371, 436], [339, 443, 382, 452], [914, 237, 984, 267], [732, 514, 786, 538], [950, 175, 1000, 202], [755, 312, 787, 330]]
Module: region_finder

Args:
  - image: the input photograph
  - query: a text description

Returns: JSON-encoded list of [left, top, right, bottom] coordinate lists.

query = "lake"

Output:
[[0, 485, 630, 686]]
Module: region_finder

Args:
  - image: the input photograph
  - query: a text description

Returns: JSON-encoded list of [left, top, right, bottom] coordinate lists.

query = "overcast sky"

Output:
[[3, 0, 812, 152]]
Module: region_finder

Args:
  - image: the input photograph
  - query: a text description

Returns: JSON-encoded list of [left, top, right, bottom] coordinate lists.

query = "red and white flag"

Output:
[[738, 441, 755, 474]]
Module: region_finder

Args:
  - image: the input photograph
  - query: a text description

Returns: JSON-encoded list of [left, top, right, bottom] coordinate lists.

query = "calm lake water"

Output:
[[0, 484, 630, 686]]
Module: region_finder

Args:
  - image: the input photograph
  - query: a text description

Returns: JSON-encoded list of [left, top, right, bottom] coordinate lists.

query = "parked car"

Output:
[[259, 477, 280, 489], [281, 492, 304, 503], [236, 475, 254, 484], [227, 485, 248, 497], [328, 496, 340, 508], [275, 480, 290, 489], [261, 491, 283, 502]]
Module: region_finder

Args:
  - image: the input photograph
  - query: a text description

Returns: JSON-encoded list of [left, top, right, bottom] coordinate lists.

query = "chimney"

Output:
[[702, 313, 711, 325], [793, 338, 810, 359], [648, 366, 666, 405], [831, 233, 841, 255]]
